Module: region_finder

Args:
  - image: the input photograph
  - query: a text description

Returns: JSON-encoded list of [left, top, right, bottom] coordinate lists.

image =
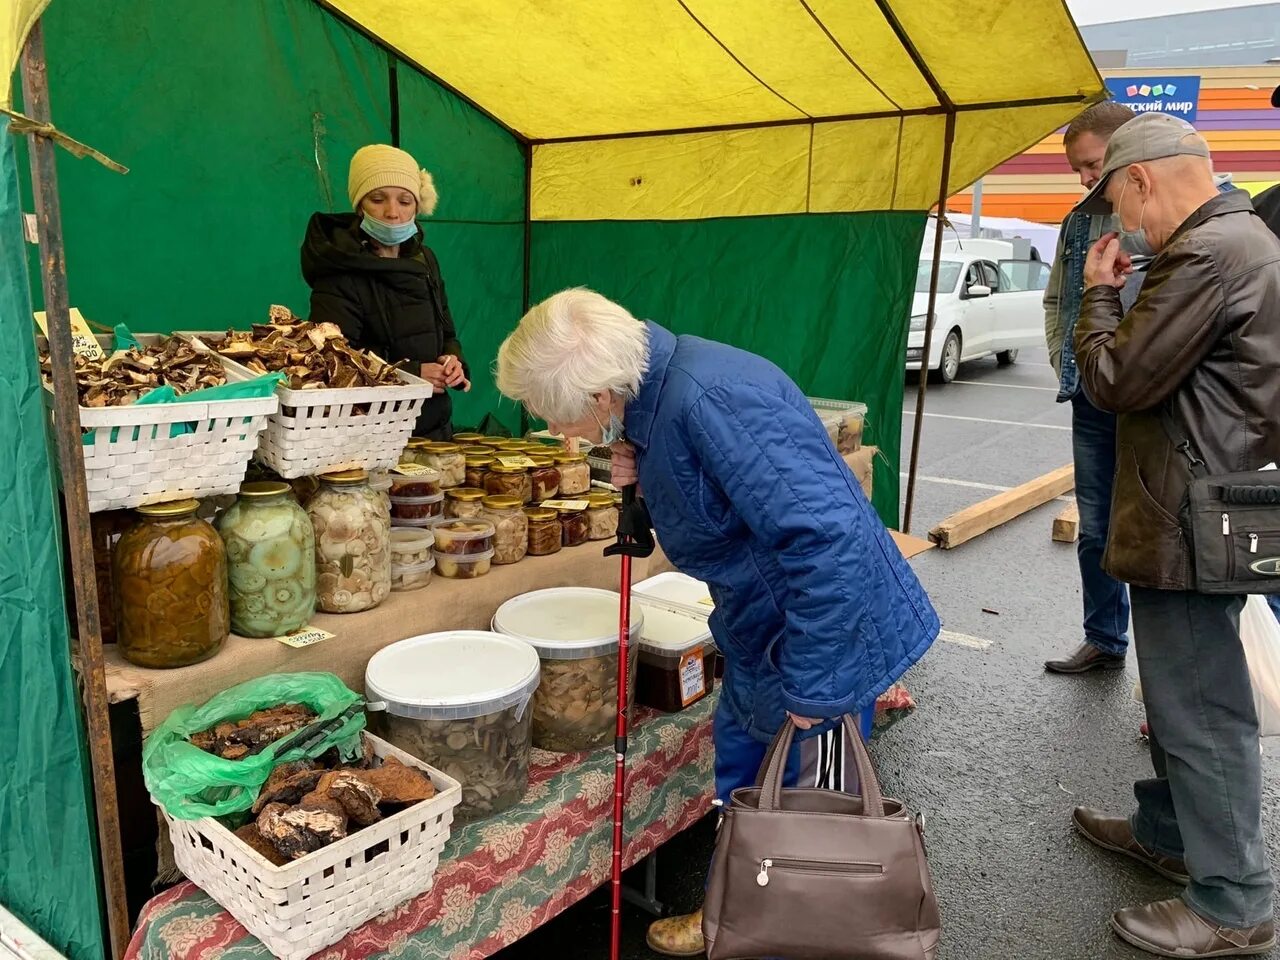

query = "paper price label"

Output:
[[496, 455, 538, 469], [679, 648, 707, 707], [274, 626, 335, 649], [33, 307, 105, 360], [540, 499, 590, 511], [391, 462, 435, 477]]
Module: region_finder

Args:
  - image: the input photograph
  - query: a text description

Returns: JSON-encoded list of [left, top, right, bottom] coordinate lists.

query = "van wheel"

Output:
[[997, 349, 1019, 366], [931, 330, 962, 384]]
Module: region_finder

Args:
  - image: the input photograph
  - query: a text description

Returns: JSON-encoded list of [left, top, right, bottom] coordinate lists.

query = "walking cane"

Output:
[[603, 485, 654, 960]]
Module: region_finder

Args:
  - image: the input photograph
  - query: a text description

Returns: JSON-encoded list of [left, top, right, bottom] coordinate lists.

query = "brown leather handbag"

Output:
[[702, 715, 940, 959]]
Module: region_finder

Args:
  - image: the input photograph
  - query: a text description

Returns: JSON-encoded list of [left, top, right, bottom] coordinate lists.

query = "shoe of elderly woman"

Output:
[[646, 908, 705, 957]]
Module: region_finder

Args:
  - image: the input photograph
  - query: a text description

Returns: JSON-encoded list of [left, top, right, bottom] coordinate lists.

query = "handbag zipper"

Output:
[[756, 857, 883, 887]]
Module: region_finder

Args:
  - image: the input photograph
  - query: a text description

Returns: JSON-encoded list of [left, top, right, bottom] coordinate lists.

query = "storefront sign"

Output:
[[1105, 76, 1200, 122]]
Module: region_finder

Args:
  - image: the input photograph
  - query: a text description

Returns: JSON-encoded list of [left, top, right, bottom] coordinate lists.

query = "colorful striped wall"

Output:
[[948, 66, 1280, 224]]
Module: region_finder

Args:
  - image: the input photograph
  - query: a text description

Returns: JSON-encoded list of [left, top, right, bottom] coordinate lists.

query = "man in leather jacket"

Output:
[[1069, 113, 1280, 958]]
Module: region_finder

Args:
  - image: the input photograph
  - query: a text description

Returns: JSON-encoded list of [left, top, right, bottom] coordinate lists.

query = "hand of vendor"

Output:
[[438, 354, 467, 389], [610, 440, 639, 490], [786, 712, 823, 730], [1083, 232, 1133, 291]]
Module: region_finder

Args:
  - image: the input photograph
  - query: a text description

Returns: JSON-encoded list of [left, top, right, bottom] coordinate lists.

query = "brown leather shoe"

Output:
[[1072, 807, 1190, 884], [1045, 642, 1126, 673], [1111, 898, 1276, 957], [646, 908, 705, 957]]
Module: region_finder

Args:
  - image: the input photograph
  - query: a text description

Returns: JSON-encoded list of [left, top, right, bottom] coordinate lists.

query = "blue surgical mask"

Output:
[[360, 214, 418, 246], [1115, 180, 1155, 258], [593, 409, 626, 446]]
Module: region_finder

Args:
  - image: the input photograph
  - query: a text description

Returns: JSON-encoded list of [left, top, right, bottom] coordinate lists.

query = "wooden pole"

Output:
[[20, 21, 131, 959]]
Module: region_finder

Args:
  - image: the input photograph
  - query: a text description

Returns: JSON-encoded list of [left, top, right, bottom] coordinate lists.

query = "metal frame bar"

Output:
[[19, 20, 130, 959]]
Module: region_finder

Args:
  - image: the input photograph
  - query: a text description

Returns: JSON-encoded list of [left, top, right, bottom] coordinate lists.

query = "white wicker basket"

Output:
[[162, 734, 462, 960], [182, 334, 434, 479], [40, 335, 277, 512]]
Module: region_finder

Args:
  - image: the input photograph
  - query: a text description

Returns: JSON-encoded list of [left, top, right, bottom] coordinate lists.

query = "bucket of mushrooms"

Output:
[[365, 630, 541, 822], [491, 588, 643, 753]]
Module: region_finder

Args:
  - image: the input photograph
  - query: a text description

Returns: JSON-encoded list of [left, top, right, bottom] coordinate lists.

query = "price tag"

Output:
[[273, 626, 335, 649], [496, 455, 537, 469], [541, 499, 590, 511], [679, 647, 707, 707], [33, 307, 105, 360], [391, 462, 435, 477]]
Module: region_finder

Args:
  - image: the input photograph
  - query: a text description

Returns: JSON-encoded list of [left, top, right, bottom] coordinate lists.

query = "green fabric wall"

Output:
[[0, 121, 106, 959], [529, 213, 926, 526]]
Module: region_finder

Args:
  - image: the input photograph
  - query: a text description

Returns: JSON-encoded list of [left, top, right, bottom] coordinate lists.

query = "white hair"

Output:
[[495, 288, 650, 424]]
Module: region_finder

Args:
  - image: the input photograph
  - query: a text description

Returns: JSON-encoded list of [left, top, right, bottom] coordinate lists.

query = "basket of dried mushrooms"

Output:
[[181, 306, 433, 479]]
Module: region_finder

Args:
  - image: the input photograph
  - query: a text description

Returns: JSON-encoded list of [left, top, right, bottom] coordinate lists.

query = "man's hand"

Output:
[[787, 712, 823, 730], [419, 362, 447, 390], [438, 354, 467, 389], [610, 440, 638, 490], [1084, 232, 1133, 290]]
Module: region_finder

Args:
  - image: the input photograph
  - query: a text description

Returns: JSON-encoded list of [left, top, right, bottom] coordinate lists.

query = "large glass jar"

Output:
[[485, 463, 533, 504], [420, 442, 465, 487], [525, 507, 562, 557], [308, 469, 391, 614], [482, 496, 528, 565], [445, 487, 487, 519], [464, 456, 494, 490], [586, 493, 620, 541], [554, 453, 591, 496], [556, 504, 589, 547], [113, 500, 229, 668], [529, 457, 561, 502], [217, 482, 316, 638], [91, 509, 132, 644]]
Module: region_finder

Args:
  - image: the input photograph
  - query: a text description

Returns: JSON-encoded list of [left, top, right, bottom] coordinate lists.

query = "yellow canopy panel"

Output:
[[2, 0, 48, 104]]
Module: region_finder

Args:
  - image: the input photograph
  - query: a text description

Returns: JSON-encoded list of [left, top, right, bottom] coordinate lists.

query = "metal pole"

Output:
[[20, 21, 131, 959], [902, 110, 956, 535], [970, 177, 984, 237]]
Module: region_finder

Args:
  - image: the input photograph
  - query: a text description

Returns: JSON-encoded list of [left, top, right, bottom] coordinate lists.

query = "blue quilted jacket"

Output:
[[627, 322, 940, 743]]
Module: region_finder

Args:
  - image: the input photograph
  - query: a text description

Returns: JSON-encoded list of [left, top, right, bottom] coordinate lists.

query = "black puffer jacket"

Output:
[[301, 212, 465, 439]]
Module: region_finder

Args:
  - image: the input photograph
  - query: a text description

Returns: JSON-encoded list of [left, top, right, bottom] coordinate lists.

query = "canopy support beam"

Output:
[[20, 20, 130, 959]]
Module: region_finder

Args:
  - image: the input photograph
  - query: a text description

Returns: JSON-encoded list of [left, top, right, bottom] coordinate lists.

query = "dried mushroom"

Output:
[[189, 703, 317, 759], [39, 336, 227, 407], [257, 802, 347, 860]]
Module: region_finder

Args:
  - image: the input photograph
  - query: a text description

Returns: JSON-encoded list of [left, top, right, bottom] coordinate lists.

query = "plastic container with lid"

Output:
[[528, 456, 561, 502], [365, 631, 541, 821], [492, 588, 643, 752], [389, 469, 442, 499], [633, 572, 715, 615], [485, 462, 533, 504], [633, 599, 715, 712], [554, 453, 591, 496], [419, 442, 466, 488], [389, 526, 434, 567], [482, 495, 528, 565], [390, 492, 445, 521], [525, 507, 562, 556], [433, 547, 495, 579], [445, 487, 488, 519], [585, 492, 620, 541], [390, 556, 435, 591], [809, 398, 867, 454]]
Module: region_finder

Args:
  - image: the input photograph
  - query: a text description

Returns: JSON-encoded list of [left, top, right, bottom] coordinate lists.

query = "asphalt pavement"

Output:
[[499, 346, 1280, 959]]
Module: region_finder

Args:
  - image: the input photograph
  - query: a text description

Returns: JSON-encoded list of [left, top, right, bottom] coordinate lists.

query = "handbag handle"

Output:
[[758, 715, 885, 817]]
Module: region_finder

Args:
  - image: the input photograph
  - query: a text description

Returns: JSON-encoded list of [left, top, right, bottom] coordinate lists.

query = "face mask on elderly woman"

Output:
[[592, 408, 626, 445]]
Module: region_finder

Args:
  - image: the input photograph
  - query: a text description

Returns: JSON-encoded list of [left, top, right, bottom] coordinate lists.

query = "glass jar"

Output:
[[420, 442, 465, 488], [402, 437, 431, 465], [554, 453, 591, 496], [368, 470, 392, 515], [482, 496, 529, 565], [556, 505, 589, 547], [464, 455, 494, 489], [452, 432, 485, 444], [525, 507, 562, 557], [485, 463, 533, 504], [91, 509, 132, 644], [459, 445, 493, 457], [445, 487, 487, 519], [480, 436, 509, 449], [113, 500, 229, 668], [529, 456, 561, 502], [586, 493, 620, 541], [308, 469, 391, 614], [216, 482, 316, 638]]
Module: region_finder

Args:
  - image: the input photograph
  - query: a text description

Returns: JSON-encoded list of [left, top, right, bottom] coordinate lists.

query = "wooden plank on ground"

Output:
[[1052, 501, 1080, 543], [928, 464, 1075, 549]]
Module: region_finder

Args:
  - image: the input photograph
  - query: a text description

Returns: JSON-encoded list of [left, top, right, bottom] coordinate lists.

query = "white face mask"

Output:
[[592, 408, 626, 446], [1116, 179, 1155, 258]]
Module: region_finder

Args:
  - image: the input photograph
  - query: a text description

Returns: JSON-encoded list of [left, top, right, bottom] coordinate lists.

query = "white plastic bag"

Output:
[[1239, 594, 1280, 738]]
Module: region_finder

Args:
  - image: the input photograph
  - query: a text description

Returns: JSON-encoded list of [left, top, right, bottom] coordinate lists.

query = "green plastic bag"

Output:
[[142, 672, 366, 820]]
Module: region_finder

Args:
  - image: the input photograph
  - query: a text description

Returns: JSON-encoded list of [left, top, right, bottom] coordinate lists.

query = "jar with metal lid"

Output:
[[485, 462, 533, 504], [482, 495, 529, 565], [528, 456, 561, 502], [554, 453, 591, 496], [420, 442, 466, 488], [554, 503, 589, 547], [479, 436, 510, 448], [445, 487, 488, 519], [308, 469, 391, 614], [91, 509, 132, 644], [113, 499, 229, 668], [459, 445, 493, 458], [525, 507, 562, 557], [586, 493, 620, 541], [368, 470, 393, 515], [216, 481, 316, 638], [402, 437, 431, 465], [452, 432, 485, 444], [465, 455, 494, 489]]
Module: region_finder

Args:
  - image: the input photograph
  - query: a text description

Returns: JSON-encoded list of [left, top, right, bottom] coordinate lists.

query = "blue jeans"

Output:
[[1072, 392, 1130, 657]]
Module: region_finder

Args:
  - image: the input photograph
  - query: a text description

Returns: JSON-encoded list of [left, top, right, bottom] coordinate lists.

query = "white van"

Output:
[[905, 238, 1050, 382]]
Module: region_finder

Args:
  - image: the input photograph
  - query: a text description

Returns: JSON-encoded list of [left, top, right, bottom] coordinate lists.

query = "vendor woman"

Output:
[[301, 144, 467, 439], [496, 288, 940, 956]]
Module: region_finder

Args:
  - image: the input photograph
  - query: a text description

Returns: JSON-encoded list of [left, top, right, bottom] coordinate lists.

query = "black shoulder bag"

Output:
[[1162, 409, 1280, 594]]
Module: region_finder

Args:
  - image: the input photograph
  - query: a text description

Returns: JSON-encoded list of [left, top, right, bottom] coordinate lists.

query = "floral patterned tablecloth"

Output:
[[127, 685, 914, 960]]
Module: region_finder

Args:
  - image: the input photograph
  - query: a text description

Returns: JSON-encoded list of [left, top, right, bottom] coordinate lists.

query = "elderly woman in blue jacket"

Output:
[[496, 287, 939, 956]]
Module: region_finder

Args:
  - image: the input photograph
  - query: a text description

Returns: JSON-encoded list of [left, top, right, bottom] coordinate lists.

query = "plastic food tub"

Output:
[[633, 599, 716, 712], [390, 557, 435, 591], [491, 587, 643, 752], [808, 397, 867, 454], [366, 631, 540, 822]]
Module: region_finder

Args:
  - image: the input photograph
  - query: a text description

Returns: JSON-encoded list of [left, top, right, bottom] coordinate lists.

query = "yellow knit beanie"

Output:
[[347, 144, 438, 216]]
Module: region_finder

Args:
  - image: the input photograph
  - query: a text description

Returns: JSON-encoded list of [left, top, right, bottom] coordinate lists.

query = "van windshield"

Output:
[[915, 261, 962, 294]]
